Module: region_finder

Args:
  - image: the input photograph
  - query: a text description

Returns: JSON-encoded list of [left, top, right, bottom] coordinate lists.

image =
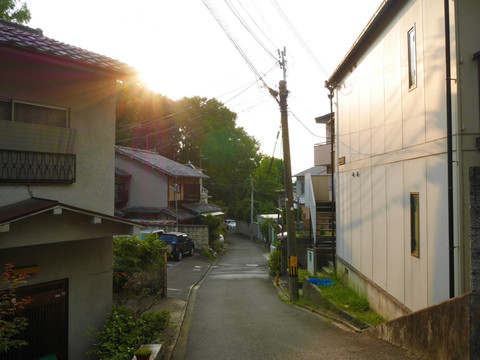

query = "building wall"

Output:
[[335, 0, 452, 315], [0, 237, 113, 359], [0, 47, 117, 215], [115, 155, 169, 209]]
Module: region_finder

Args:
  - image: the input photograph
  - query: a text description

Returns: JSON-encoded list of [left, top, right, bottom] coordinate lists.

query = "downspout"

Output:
[[328, 86, 337, 273], [444, 0, 455, 298]]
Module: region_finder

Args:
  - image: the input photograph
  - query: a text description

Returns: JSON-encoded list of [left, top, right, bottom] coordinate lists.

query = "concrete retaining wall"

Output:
[[336, 257, 412, 320], [236, 220, 258, 239], [366, 293, 471, 359]]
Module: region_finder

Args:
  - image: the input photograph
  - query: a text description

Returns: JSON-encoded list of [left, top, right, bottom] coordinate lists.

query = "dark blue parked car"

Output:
[[160, 232, 195, 261]]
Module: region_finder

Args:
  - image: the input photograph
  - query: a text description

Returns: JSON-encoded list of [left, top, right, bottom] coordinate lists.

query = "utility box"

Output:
[[307, 247, 328, 274]]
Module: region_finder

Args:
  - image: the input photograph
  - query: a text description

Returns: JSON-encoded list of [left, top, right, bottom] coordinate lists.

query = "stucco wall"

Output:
[[0, 237, 113, 359], [0, 47, 118, 215], [115, 154, 169, 209]]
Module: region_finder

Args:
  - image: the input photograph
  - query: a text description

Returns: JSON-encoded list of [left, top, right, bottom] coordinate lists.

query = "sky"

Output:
[[25, 0, 383, 175]]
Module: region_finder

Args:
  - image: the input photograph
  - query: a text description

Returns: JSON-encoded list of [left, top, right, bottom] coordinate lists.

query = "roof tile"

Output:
[[0, 19, 136, 77], [115, 146, 208, 179]]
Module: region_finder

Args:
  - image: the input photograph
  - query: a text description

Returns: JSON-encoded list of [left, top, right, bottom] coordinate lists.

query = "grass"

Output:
[[300, 269, 386, 327]]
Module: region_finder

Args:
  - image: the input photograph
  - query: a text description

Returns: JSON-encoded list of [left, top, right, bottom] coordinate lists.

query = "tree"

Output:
[[0, 0, 31, 24], [115, 81, 177, 155], [0, 264, 33, 353]]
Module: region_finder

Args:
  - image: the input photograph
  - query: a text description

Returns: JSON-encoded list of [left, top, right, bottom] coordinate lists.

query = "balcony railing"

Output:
[[0, 149, 76, 184]]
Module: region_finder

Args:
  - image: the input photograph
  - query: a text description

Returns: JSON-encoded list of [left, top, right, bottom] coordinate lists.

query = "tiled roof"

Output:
[[0, 19, 136, 76], [182, 202, 222, 215], [115, 146, 208, 179]]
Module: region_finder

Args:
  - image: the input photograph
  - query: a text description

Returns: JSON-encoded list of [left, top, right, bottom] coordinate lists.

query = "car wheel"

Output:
[[177, 251, 183, 261]]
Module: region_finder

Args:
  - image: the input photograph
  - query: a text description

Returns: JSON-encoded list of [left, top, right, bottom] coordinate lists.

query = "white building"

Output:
[[326, 0, 480, 319]]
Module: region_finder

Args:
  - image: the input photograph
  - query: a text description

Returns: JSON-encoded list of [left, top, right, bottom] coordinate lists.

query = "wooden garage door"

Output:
[[0, 279, 68, 360]]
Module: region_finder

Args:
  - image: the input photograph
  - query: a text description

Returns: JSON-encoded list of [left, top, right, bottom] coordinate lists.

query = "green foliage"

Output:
[[0, 263, 33, 353], [259, 217, 277, 243], [200, 214, 223, 246], [0, 0, 31, 24], [268, 250, 280, 276], [134, 347, 152, 356], [86, 306, 170, 360], [305, 272, 386, 326], [113, 234, 167, 315], [202, 249, 214, 261]]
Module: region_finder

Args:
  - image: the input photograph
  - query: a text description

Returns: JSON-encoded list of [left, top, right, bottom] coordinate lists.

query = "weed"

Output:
[[304, 272, 386, 326]]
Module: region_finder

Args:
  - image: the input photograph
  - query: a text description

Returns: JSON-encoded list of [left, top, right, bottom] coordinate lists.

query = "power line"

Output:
[[202, 0, 268, 88], [270, 0, 329, 78], [224, 0, 278, 62]]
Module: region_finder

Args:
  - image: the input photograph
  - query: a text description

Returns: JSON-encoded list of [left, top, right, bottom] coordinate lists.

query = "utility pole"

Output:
[[278, 48, 299, 301]]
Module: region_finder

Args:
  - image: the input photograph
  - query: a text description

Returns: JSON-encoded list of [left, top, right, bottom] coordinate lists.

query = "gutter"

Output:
[[444, 0, 455, 299]]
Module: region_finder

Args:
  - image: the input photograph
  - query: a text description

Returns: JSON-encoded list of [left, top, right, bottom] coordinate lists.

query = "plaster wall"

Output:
[[115, 155, 169, 209], [0, 47, 118, 215], [0, 237, 113, 360]]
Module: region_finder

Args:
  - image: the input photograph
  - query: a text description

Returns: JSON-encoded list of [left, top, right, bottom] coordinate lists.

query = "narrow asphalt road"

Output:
[[172, 234, 422, 360]]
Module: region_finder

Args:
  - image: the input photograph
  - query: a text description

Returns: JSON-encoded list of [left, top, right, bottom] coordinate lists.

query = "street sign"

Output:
[[288, 256, 298, 277]]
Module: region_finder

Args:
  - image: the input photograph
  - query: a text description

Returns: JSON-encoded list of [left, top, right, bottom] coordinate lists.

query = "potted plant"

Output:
[[134, 347, 152, 360]]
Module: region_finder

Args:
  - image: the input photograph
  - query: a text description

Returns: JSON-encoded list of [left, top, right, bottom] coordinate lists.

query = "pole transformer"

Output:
[[278, 49, 299, 301]]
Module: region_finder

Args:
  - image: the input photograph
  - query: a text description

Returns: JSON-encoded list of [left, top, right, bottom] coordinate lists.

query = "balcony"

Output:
[[0, 149, 76, 184]]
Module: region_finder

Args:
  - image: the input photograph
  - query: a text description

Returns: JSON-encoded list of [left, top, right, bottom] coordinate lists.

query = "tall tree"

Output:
[[0, 0, 31, 24], [115, 81, 177, 155]]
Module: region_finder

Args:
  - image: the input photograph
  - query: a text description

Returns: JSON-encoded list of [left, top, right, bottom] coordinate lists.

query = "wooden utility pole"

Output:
[[278, 49, 299, 301]]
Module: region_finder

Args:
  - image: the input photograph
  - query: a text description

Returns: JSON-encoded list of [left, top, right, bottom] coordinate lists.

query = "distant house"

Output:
[[115, 146, 222, 227], [294, 165, 330, 240], [0, 20, 138, 359], [325, 0, 480, 321], [294, 165, 329, 206]]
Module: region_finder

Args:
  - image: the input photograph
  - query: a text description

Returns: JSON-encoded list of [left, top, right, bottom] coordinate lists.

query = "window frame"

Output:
[[0, 98, 69, 128], [410, 192, 420, 257], [407, 24, 417, 90]]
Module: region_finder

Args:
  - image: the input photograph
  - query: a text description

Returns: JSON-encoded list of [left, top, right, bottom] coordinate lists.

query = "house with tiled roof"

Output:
[[115, 146, 222, 226], [0, 19, 138, 359]]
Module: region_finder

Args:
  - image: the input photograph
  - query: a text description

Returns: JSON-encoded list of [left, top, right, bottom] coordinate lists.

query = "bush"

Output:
[[268, 250, 280, 276], [200, 215, 223, 246], [86, 306, 170, 360], [135, 347, 152, 356], [113, 234, 167, 314]]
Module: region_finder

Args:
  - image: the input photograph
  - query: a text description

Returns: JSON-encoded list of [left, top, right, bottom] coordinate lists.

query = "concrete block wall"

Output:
[[366, 293, 470, 359], [164, 225, 209, 250]]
